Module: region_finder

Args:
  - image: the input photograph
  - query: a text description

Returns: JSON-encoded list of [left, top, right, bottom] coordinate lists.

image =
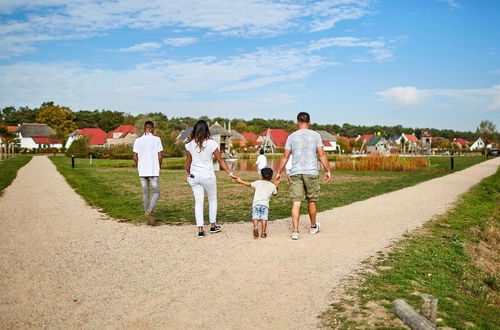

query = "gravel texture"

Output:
[[0, 155, 498, 329]]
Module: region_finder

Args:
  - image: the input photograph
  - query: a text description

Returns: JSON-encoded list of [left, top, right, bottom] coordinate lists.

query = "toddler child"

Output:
[[234, 167, 280, 238]]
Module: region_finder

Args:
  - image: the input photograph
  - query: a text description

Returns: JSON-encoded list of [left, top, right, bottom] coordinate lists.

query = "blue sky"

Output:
[[0, 0, 498, 131]]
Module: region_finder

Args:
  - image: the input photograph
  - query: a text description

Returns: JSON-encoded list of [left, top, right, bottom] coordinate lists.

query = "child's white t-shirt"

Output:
[[251, 180, 277, 207], [185, 139, 219, 177], [133, 133, 163, 177]]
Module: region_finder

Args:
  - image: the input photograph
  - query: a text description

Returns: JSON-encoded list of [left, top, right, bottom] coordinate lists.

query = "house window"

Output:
[[113, 132, 121, 138]]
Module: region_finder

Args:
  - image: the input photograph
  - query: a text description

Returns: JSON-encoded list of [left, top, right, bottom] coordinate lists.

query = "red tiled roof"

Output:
[[405, 134, 419, 143], [241, 132, 258, 141], [360, 134, 372, 141], [453, 138, 468, 146], [334, 135, 350, 143], [7, 126, 19, 132], [108, 125, 137, 138], [260, 129, 289, 147], [77, 128, 107, 145], [33, 137, 61, 144]]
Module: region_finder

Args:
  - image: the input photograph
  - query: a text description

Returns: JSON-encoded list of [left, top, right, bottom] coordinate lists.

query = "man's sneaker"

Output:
[[145, 212, 155, 226], [310, 222, 321, 235], [210, 225, 222, 234], [291, 231, 300, 240], [198, 231, 206, 238]]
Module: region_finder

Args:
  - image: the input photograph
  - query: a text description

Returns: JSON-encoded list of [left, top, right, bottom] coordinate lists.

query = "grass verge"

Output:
[[320, 168, 499, 329], [49, 156, 488, 225], [0, 155, 33, 196]]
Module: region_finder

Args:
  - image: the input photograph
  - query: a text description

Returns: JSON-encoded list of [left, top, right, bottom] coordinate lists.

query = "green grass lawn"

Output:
[[49, 155, 489, 225], [321, 168, 499, 329], [0, 155, 33, 196]]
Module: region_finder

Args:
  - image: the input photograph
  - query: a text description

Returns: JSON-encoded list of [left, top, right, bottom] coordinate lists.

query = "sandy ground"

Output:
[[0, 156, 498, 329]]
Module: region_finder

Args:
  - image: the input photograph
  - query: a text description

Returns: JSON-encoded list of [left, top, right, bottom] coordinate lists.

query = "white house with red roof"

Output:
[[316, 130, 337, 151], [240, 132, 258, 146], [470, 137, 486, 150], [452, 138, 469, 149], [65, 128, 108, 149], [106, 125, 138, 147], [398, 133, 419, 153], [256, 128, 289, 153], [355, 134, 373, 142], [16, 123, 62, 149]]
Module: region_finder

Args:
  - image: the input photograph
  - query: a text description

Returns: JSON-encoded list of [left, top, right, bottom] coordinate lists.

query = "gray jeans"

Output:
[[140, 176, 160, 213]]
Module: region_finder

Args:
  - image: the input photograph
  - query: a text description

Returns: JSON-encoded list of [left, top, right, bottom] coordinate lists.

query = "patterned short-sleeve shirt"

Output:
[[285, 129, 323, 175]]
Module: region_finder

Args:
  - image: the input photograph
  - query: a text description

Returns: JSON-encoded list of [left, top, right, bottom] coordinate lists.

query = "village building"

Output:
[[316, 130, 337, 151], [366, 136, 391, 154], [16, 123, 62, 149], [469, 137, 486, 150], [240, 132, 258, 147], [106, 125, 138, 147], [228, 129, 246, 147], [208, 122, 232, 153], [66, 128, 108, 149], [420, 131, 432, 155], [398, 133, 419, 153], [175, 127, 193, 144], [256, 128, 289, 153], [0, 126, 20, 147], [452, 138, 468, 149]]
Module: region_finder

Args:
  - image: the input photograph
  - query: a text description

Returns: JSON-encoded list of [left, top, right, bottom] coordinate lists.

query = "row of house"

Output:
[[1, 123, 139, 149]]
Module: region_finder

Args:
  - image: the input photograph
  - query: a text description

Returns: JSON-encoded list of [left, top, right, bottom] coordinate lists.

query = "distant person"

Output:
[[233, 167, 280, 239], [133, 121, 163, 226], [276, 112, 331, 240], [185, 120, 238, 238], [255, 149, 267, 176]]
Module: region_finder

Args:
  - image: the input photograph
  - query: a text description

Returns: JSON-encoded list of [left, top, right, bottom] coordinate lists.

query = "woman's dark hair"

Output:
[[261, 167, 273, 180], [189, 120, 211, 151]]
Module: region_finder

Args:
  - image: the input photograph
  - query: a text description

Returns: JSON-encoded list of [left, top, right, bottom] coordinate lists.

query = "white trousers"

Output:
[[188, 175, 217, 227]]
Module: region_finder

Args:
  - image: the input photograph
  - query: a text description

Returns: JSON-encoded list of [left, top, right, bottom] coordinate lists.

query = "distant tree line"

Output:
[[0, 102, 491, 143]]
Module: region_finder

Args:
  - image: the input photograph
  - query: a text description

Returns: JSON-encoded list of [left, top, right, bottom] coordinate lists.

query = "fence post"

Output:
[[90, 154, 93, 165], [72, 154, 75, 168], [421, 294, 438, 326], [450, 153, 454, 170]]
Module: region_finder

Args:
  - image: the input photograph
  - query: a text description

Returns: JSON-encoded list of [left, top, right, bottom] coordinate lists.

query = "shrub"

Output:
[[66, 136, 90, 158]]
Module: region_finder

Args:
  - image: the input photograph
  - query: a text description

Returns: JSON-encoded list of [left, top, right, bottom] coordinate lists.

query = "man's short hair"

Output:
[[144, 121, 154, 129], [259, 149, 265, 155], [297, 112, 310, 123], [261, 167, 273, 180]]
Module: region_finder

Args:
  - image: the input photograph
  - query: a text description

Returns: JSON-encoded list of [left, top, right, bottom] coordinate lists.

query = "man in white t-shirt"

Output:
[[255, 149, 267, 176], [133, 121, 163, 225]]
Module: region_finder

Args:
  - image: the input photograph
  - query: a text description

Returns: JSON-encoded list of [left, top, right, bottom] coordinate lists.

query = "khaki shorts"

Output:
[[289, 174, 320, 202]]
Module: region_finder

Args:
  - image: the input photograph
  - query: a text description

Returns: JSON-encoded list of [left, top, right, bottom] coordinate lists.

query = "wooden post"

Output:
[[392, 299, 438, 330], [421, 294, 438, 326]]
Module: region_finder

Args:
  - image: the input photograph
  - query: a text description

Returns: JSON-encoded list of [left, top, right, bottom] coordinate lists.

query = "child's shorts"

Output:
[[252, 205, 269, 221]]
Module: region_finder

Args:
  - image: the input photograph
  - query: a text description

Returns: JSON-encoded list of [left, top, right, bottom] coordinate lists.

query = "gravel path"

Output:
[[1, 156, 498, 329]]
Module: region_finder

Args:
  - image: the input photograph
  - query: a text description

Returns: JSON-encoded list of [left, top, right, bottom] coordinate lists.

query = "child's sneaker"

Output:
[[253, 227, 259, 239], [310, 222, 320, 235], [145, 212, 155, 226], [291, 231, 300, 240], [210, 225, 221, 234], [198, 231, 206, 238]]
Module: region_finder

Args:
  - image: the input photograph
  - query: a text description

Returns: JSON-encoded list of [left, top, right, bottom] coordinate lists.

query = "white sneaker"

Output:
[[310, 222, 320, 235], [291, 231, 300, 240]]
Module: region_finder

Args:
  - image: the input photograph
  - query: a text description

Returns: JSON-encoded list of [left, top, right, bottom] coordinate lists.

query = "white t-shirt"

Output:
[[285, 154, 293, 172], [285, 129, 323, 176], [185, 139, 219, 177], [133, 133, 163, 177], [255, 154, 267, 169], [251, 180, 278, 207]]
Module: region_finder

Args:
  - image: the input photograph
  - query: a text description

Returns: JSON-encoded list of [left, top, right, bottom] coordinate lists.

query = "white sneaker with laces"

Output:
[[310, 222, 320, 235], [291, 231, 300, 240]]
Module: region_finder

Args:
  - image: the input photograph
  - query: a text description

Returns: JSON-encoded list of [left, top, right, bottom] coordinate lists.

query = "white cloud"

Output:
[[376, 85, 500, 111], [436, 0, 461, 9], [309, 37, 395, 62], [376, 86, 423, 107], [116, 42, 163, 52], [163, 37, 198, 47], [0, 0, 374, 58]]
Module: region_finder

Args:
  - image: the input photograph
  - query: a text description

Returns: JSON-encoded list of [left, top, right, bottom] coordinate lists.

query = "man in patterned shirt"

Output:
[[276, 112, 331, 240]]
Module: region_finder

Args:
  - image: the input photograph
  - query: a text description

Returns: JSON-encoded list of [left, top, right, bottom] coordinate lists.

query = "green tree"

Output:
[[476, 120, 497, 142], [36, 103, 77, 140], [98, 110, 125, 132], [75, 110, 100, 129]]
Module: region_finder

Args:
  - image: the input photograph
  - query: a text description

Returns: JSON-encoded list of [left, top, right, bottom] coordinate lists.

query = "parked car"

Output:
[[487, 148, 498, 156]]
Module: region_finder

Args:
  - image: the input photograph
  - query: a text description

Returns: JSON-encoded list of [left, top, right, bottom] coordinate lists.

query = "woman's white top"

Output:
[[185, 139, 219, 177]]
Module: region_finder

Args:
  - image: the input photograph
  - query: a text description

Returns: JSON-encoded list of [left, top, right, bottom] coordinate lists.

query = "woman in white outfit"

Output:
[[185, 120, 237, 237]]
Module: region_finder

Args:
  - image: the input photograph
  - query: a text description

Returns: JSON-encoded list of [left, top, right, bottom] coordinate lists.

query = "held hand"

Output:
[[229, 172, 239, 180], [275, 172, 282, 182], [324, 171, 331, 183]]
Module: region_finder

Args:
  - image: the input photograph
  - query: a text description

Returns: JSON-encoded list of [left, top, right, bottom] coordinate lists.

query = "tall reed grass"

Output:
[[333, 154, 429, 171]]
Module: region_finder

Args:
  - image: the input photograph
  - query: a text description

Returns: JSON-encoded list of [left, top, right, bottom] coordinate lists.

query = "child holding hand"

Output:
[[234, 167, 280, 238]]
